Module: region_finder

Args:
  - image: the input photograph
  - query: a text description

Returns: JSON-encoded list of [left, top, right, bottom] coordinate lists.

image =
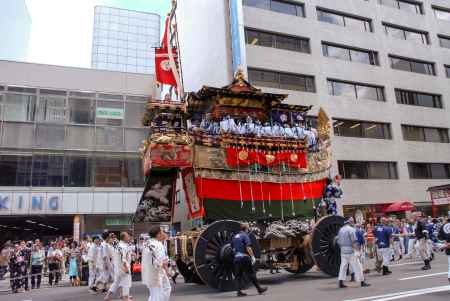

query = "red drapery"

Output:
[[226, 148, 307, 168], [194, 177, 325, 202]]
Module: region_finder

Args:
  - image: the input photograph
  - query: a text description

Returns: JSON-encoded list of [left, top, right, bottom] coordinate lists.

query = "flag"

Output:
[[155, 47, 178, 86]]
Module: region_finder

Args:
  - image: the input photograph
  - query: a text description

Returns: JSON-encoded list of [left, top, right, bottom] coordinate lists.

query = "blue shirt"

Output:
[[231, 231, 251, 259], [392, 227, 400, 241], [374, 225, 392, 248], [355, 228, 365, 247], [426, 223, 438, 241]]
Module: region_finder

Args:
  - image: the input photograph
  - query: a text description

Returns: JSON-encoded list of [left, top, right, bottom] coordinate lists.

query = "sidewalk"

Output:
[[0, 273, 71, 294]]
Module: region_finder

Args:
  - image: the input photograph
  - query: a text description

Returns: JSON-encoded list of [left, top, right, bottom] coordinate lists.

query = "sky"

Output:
[[26, 0, 171, 68]]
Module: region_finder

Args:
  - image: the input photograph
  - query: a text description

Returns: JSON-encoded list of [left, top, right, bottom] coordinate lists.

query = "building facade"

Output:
[[0, 0, 31, 62], [91, 6, 160, 74], [0, 60, 155, 241], [177, 0, 450, 217]]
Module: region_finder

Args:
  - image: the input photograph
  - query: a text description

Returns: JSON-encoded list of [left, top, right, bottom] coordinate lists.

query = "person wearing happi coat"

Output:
[[142, 226, 172, 301], [104, 232, 133, 301], [437, 218, 450, 283]]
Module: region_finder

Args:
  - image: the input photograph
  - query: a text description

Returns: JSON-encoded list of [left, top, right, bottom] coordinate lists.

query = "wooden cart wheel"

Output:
[[286, 235, 315, 274], [193, 220, 259, 291], [311, 215, 345, 277], [175, 259, 204, 284]]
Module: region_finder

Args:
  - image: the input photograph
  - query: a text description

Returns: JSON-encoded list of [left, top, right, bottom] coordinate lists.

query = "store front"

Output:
[[428, 184, 450, 217]]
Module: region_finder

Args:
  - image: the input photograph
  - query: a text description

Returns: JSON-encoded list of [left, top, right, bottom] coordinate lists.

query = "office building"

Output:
[[91, 6, 160, 74], [177, 0, 450, 217], [0, 60, 155, 241], [0, 0, 31, 61]]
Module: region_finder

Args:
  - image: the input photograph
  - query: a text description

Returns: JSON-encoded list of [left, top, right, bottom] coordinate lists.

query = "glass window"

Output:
[[334, 120, 363, 138], [248, 69, 279, 88], [395, 89, 442, 108], [35, 124, 65, 149], [270, 0, 302, 16], [364, 122, 391, 139], [2, 122, 34, 148], [430, 164, 450, 179], [64, 155, 92, 187], [334, 120, 390, 139], [324, 44, 350, 61], [96, 126, 124, 150], [37, 96, 66, 123], [330, 81, 356, 98], [391, 57, 411, 71], [0, 155, 32, 186], [243, 0, 270, 9], [438, 35, 450, 49], [125, 129, 148, 152], [32, 154, 64, 187], [94, 157, 123, 187], [385, 25, 405, 40], [408, 163, 430, 179], [350, 49, 372, 64], [338, 161, 368, 179], [4, 94, 36, 122], [344, 17, 367, 32], [339, 161, 397, 179], [424, 128, 448, 143], [125, 102, 146, 127], [69, 98, 94, 124], [356, 85, 382, 101], [317, 10, 345, 26], [402, 125, 425, 141], [368, 162, 396, 179], [123, 157, 144, 187], [245, 29, 273, 47], [379, 0, 399, 9], [434, 7, 450, 21], [66, 126, 94, 150], [445, 65, 450, 78], [95, 100, 124, 126]]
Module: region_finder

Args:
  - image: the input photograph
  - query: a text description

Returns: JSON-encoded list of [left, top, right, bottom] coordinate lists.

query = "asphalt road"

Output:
[[1, 255, 449, 301]]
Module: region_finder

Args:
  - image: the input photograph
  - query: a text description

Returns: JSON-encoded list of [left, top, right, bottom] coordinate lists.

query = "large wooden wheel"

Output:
[[311, 215, 345, 277], [285, 235, 315, 274], [193, 220, 259, 291]]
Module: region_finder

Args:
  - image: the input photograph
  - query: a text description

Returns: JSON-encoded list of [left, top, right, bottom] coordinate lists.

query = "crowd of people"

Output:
[[0, 214, 449, 299], [0, 229, 178, 301], [336, 212, 450, 289]]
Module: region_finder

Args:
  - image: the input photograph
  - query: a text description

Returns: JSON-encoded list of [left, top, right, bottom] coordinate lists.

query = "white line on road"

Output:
[[342, 285, 450, 301], [389, 261, 422, 267], [399, 272, 447, 281]]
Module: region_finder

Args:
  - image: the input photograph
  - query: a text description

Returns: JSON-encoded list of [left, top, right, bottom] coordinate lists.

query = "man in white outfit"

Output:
[[87, 236, 101, 293], [336, 217, 370, 288], [142, 226, 172, 301], [104, 232, 133, 301]]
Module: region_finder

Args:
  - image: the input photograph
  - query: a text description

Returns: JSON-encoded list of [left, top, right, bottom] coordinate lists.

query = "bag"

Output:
[[132, 262, 141, 273]]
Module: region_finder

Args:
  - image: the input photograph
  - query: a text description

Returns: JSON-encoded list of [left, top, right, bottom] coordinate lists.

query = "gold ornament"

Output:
[[238, 150, 248, 161]]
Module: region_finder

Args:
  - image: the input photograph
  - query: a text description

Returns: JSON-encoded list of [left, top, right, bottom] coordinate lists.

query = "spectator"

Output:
[[30, 239, 45, 289], [68, 241, 81, 286], [47, 242, 63, 286]]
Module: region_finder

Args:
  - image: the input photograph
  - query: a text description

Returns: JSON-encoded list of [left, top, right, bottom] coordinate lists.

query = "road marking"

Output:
[[389, 261, 422, 267], [375, 286, 450, 301], [342, 285, 450, 301], [399, 272, 447, 281]]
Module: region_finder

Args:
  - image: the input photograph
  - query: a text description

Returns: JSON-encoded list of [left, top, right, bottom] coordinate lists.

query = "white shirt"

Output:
[[112, 241, 132, 278], [142, 239, 168, 288]]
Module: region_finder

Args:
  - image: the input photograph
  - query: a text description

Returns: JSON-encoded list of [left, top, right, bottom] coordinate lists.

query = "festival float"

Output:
[[133, 0, 345, 291]]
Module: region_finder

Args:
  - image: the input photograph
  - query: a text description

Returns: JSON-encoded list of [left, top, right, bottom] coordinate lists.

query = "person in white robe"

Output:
[[284, 124, 295, 139], [87, 237, 101, 293], [142, 226, 171, 301], [261, 122, 273, 137], [104, 232, 133, 301], [293, 124, 305, 140]]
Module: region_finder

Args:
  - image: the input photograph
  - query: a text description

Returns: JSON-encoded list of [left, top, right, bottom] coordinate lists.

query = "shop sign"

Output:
[[0, 194, 60, 212], [96, 107, 124, 119], [105, 217, 131, 226], [430, 189, 450, 205]]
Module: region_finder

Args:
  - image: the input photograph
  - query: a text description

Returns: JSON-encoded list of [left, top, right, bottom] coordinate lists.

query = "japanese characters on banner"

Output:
[[430, 188, 450, 205], [181, 168, 204, 219], [226, 147, 307, 169]]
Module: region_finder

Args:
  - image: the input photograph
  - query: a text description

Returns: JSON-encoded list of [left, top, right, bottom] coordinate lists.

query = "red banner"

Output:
[[181, 168, 204, 218], [194, 177, 325, 202], [226, 148, 307, 168], [150, 144, 192, 168], [155, 47, 178, 86]]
